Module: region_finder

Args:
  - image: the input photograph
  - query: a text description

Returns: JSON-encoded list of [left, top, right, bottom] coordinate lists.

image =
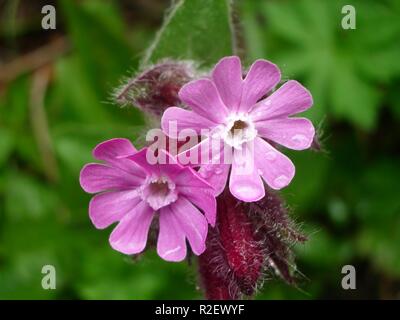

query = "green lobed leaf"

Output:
[[330, 58, 381, 130], [247, 0, 400, 130]]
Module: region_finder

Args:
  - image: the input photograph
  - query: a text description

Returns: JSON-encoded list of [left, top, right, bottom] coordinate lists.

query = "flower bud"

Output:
[[244, 189, 307, 284], [115, 60, 195, 116], [198, 189, 264, 299], [198, 225, 240, 300], [217, 190, 264, 296]]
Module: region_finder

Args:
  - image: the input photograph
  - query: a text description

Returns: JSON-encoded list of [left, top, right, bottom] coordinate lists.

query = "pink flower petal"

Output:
[[254, 137, 295, 190], [229, 143, 265, 202], [79, 163, 143, 193], [256, 117, 315, 150], [169, 197, 208, 255], [93, 138, 137, 163], [93, 138, 145, 177], [251, 80, 313, 121], [129, 148, 185, 180], [198, 163, 230, 197], [128, 148, 160, 175], [157, 149, 184, 178], [174, 172, 215, 227], [179, 186, 217, 227], [161, 107, 216, 138], [109, 201, 154, 255], [239, 59, 281, 113], [174, 166, 217, 226], [179, 79, 228, 124], [157, 206, 187, 262], [212, 56, 243, 111], [177, 136, 225, 167], [89, 190, 141, 229]]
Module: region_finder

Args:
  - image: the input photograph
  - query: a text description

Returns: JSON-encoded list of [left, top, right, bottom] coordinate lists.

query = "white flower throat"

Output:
[[140, 176, 178, 211], [222, 114, 258, 149]]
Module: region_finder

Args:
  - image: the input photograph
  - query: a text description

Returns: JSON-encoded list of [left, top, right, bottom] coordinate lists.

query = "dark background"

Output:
[[0, 0, 399, 299]]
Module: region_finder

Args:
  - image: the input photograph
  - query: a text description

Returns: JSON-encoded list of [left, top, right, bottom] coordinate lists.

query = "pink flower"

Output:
[[79, 138, 216, 262], [161, 56, 315, 202]]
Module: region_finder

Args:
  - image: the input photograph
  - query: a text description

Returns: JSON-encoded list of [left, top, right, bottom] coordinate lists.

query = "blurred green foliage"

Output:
[[0, 0, 399, 299]]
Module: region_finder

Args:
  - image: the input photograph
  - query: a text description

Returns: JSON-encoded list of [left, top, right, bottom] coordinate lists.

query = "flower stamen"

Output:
[[222, 114, 258, 149]]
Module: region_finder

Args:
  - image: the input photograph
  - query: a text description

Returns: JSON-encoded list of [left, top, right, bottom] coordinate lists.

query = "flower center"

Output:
[[222, 114, 257, 149], [140, 176, 178, 210], [230, 120, 248, 132], [148, 180, 170, 196]]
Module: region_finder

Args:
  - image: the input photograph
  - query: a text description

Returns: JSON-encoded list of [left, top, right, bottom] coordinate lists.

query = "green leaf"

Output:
[[298, 225, 353, 269], [0, 128, 14, 168], [283, 150, 330, 215], [330, 58, 380, 130], [4, 171, 58, 222], [0, 221, 79, 299], [388, 84, 400, 120], [350, 1, 400, 82], [263, 1, 312, 46], [1, 76, 30, 129], [348, 161, 400, 277], [75, 249, 200, 299], [302, 49, 333, 123], [250, 0, 400, 130], [0, 250, 60, 299], [55, 136, 94, 175], [59, 0, 133, 94], [240, 0, 266, 63], [357, 45, 400, 82], [143, 0, 234, 67], [53, 56, 109, 123]]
